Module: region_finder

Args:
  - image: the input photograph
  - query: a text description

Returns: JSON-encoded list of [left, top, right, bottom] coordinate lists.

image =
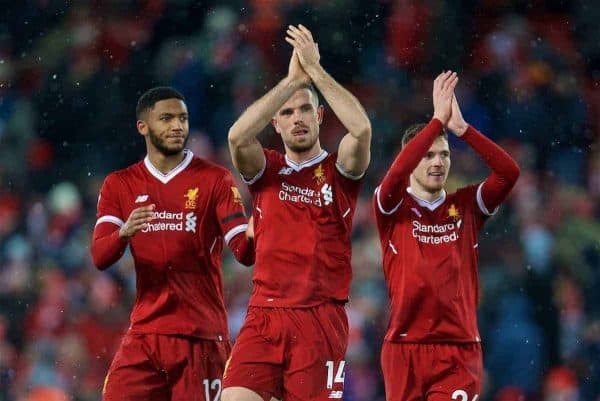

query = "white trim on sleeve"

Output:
[[224, 224, 248, 245], [241, 162, 266, 185], [335, 162, 365, 181], [374, 186, 403, 215], [95, 215, 125, 227], [476, 182, 499, 216]]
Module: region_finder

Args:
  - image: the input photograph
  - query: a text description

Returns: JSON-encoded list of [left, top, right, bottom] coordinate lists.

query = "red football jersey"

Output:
[[374, 182, 493, 343], [245, 149, 362, 307], [94, 150, 249, 340]]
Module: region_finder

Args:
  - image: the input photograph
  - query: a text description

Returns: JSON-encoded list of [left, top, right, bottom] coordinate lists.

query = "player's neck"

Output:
[[285, 143, 322, 164], [146, 149, 186, 175]]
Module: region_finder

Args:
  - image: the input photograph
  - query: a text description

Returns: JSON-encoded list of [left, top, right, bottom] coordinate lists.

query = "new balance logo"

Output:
[[278, 167, 293, 175], [135, 194, 149, 203], [328, 391, 343, 399]]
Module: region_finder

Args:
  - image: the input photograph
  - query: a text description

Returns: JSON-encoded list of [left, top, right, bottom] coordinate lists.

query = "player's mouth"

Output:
[[166, 135, 186, 141], [292, 127, 309, 136], [428, 171, 445, 177]]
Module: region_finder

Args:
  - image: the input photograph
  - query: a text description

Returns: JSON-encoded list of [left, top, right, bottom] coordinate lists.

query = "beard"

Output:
[[148, 127, 188, 156], [283, 132, 319, 154]]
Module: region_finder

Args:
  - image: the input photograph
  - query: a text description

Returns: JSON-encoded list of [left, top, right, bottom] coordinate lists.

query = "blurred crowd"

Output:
[[1, 1, 599, 400]]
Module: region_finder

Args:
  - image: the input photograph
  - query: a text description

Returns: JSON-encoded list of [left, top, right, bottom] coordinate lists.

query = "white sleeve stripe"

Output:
[[476, 182, 499, 216], [95, 215, 124, 227], [241, 159, 267, 185], [335, 162, 365, 181], [375, 186, 403, 215], [224, 224, 248, 245]]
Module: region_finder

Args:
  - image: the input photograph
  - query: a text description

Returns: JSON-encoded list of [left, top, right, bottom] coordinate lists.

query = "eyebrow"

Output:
[[158, 112, 188, 117], [278, 103, 314, 115]]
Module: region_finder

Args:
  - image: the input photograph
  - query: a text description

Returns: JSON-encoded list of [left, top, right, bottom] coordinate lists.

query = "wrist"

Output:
[[432, 114, 448, 125], [303, 63, 323, 78], [118, 228, 131, 242], [454, 123, 468, 137], [282, 76, 308, 89]]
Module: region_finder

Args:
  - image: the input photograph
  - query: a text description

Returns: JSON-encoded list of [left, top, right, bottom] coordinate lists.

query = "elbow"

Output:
[[357, 122, 372, 142], [227, 126, 243, 149], [91, 252, 111, 271], [90, 240, 116, 271], [508, 160, 521, 185]]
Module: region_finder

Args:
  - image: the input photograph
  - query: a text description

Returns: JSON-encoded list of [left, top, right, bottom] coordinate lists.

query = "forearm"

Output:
[[461, 126, 520, 209], [379, 119, 444, 207], [305, 64, 371, 138], [228, 77, 305, 147], [461, 126, 520, 182], [91, 225, 128, 270], [228, 233, 255, 266]]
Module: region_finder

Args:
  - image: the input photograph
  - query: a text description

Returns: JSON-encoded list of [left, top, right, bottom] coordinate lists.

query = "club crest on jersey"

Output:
[[313, 164, 326, 184], [231, 187, 243, 204], [448, 204, 460, 221], [184, 187, 199, 209]]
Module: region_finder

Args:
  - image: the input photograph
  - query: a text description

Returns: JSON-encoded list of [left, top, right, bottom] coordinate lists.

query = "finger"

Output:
[[287, 27, 307, 46], [446, 75, 459, 93], [130, 216, 152, 227], [297, 24, 314, 42], [289, 25, 310, 44], [132, 207, 155, 216], [134, 204, 155, 213], [285, 36, 299, 48], [441, 72, 457, 92], [130, 223, 147, 233], [434, 71, 447, 90]]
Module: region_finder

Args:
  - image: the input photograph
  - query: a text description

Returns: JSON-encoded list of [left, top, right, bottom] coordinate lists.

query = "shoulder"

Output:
[[103, 161, 141, 186], [452, 184, 479, 200], [186, 156, 231, 178]]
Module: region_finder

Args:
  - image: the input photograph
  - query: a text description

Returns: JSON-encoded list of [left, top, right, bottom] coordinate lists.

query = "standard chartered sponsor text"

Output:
[[142, 210, 185, 232], [412, 220, 459, 244], [279, 182, 323, 207]]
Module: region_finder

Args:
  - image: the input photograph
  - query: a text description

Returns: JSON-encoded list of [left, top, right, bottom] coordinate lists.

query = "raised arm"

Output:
[[377, 71, 458, 212], [447, 95, 520, 212], [228, 51, 311, 179], [286, 24, 372, 177]]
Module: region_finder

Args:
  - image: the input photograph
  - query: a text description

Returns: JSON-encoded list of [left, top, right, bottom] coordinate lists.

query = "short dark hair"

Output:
[[299, 82, 320, 107], [401, 123, 448, 149], [136, 87, 185, 119]]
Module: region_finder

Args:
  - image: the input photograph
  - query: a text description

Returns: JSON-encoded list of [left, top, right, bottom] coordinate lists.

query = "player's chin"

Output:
[[425, 181, 445, 191], [161, 144, 185, 156]]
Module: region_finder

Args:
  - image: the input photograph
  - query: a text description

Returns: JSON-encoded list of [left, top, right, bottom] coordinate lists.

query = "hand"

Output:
[[432, 71, 458, 125], [119, 204, 155, 240], [447, 95, 468, 136], [287, 49, 311, 85], [246, 216, 254, 240], [285, 24, 321, 72]]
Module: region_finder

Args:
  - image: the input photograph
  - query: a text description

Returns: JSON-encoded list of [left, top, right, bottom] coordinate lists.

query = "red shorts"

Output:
[[102, 333, 230, 401], [222, 303, 348, 401], [381, 341, 482, 401]]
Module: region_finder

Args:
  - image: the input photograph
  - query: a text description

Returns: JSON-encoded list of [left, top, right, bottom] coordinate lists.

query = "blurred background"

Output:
[[1, 0, 599, 400]]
